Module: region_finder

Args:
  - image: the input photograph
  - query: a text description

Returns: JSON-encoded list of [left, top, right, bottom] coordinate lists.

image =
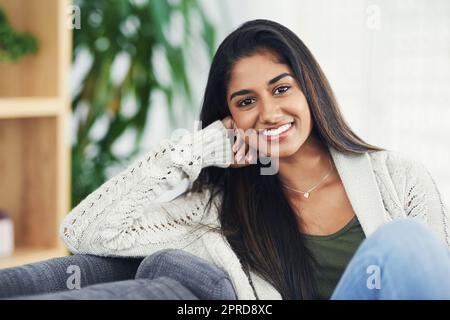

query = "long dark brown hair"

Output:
[[190, 19, 385, 299]]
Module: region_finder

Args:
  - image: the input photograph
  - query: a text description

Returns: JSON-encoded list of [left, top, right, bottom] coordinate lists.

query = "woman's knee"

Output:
[[135, 249, 227, 279], [361, 218, 448, 261], [135, 249, 237, 300]]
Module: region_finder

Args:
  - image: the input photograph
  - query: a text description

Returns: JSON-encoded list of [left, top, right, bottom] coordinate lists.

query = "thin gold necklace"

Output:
[[281, 156, 333, 199]]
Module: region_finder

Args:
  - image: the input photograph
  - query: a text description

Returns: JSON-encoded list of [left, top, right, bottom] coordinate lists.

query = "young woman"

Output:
[[1, 19, 449, 300]]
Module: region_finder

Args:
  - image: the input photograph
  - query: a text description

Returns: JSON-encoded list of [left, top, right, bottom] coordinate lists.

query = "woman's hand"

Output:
[[221, 116, 256, 168]]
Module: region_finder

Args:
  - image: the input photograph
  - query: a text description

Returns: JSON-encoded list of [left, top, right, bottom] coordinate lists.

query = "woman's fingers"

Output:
[[234, 130, 245, 164], [237, 142, 247, 163], [229, 122, 257, 167], [232, 129, 241, 152], [235, 134, 256, 165], [245, 143, 257, 164]]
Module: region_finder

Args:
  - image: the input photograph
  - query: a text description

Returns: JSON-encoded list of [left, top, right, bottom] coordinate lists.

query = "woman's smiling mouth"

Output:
[[260, 121, 294, 141]]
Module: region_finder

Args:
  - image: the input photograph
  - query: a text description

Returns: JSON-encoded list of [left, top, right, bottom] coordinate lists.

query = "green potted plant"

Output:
[[0, 7, 38, 62], [71, 0, 222, 207]]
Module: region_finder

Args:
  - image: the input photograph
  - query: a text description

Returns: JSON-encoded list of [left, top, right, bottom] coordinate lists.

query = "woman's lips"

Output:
[[260, 121, 294, 142]]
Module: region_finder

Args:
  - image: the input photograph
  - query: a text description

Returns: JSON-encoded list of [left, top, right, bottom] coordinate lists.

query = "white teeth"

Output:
[[262, 122, 292, 136]]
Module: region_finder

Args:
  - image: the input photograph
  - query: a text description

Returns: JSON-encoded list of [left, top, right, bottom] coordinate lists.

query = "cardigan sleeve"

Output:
[[59, 119, 233, 257], [402, 157, 450, 249]]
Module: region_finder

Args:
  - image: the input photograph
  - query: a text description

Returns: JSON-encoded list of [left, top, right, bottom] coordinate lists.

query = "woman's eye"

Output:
[[274, 85, 291, 95], [238, 98, 255, 107], [237, 86, 290, 107]]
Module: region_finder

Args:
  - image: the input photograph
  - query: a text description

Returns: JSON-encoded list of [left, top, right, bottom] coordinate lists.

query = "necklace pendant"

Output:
[[303, 192, 310, 198]]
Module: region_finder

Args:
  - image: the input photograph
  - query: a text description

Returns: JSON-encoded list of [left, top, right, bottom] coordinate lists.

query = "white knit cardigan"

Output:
[[60, 119, 450, 300]]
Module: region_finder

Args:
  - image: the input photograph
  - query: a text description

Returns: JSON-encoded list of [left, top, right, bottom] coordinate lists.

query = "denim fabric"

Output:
[[331, 218, 450, 299]]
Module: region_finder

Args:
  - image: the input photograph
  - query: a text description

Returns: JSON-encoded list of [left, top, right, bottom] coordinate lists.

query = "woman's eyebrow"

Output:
[[229, 72, 293, 101]]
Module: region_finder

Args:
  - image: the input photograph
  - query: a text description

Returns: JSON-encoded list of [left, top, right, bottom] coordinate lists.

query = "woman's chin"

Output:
[[256, 144, 299, 160]]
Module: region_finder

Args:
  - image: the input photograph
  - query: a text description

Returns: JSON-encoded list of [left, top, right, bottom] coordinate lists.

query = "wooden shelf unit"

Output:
[[0, 98, 62, 118], [0, 0, 71, 269]]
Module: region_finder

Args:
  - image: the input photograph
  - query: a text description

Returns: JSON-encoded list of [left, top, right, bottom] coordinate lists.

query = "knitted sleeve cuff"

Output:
[[200, 120, 234, 168], [172, 119, 234, 173]]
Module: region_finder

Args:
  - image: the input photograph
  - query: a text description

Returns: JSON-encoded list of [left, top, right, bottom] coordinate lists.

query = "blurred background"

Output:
[[0, 0, 449, 268]]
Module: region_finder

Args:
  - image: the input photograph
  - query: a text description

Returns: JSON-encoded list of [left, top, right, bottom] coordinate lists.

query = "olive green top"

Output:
[[302, 215, 366, 300]]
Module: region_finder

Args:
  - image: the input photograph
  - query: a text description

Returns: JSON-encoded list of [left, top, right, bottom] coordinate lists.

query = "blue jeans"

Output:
[[331, 218, 450, 299], [0, 249, 236, 300]]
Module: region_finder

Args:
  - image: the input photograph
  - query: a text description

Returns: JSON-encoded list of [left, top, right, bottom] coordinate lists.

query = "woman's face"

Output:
[[226, 50, 313, 158]]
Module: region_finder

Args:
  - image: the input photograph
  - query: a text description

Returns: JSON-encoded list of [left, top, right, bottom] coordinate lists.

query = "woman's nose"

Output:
[[258, 100, 283, 124]]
